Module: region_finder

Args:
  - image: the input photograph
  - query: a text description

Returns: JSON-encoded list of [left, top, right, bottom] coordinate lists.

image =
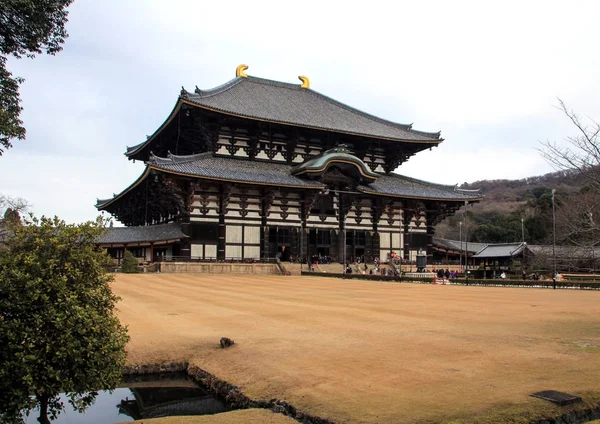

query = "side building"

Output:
[[97, 65, 482, 265]]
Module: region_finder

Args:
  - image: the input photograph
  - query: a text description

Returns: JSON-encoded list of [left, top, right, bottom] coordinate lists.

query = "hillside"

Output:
[[460, 168, 585, 214], [435, 169, 587, 242]]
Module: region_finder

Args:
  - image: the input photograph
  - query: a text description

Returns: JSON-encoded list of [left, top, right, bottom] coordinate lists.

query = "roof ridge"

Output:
[[147, 151, 212, 165], [190, 77, 245, 98], [387, 172, 461, 190]]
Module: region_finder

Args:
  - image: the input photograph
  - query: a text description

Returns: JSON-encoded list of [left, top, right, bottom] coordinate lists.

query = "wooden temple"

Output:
[[97, 65, 482, 264]]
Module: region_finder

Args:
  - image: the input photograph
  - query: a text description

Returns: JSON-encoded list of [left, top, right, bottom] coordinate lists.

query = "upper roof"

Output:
[[96, 223, 187, 245], [126, 72, 443, 158], [185, 76, 442, 142]]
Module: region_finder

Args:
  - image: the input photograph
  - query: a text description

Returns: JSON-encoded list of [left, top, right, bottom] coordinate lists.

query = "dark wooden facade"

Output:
[[98, 68, 482, 264]]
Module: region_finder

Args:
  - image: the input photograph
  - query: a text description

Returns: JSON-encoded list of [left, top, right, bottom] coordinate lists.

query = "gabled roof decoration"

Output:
[[291, 145, 379, 184]]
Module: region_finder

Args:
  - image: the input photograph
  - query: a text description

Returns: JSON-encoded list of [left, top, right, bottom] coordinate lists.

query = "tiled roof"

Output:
[[183, 76, 442, 143], [146, 153, 481, 201], [433, 237, 487, 254], [148, 153, 326, 189], [526, 244, 600, 259], [357, 174, 483, 201], [97, 223, 187, 245], [473, 243, 526, 258]]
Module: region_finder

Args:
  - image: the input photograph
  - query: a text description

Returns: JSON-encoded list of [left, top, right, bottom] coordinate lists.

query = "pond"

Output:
[[25, 373, 228, 423]]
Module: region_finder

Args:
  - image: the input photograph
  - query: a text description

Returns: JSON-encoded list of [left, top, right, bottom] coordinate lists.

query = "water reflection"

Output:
[[25, 374, 227, 423]]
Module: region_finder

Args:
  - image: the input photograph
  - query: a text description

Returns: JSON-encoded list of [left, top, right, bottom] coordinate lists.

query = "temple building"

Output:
[[97, 65, 482, 264]]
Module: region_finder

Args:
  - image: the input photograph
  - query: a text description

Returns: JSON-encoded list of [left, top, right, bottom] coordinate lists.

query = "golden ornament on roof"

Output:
[[298, 75, 310, 89], [236, 64, 249, 78]]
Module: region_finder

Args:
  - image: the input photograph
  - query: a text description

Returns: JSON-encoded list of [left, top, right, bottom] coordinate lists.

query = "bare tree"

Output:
[[0, 194, 29, 216], [540, 99, 600, 190], [539, 100, 600, 272]]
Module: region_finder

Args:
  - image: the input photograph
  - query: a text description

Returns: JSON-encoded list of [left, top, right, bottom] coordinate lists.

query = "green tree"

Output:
[[121, 250, 139, 273], [0, 0, 74, 155], [0, 216, 129, 423]]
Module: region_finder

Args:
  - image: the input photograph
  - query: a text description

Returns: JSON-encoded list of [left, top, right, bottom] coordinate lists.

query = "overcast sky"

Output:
[[1, 0, 599, 223]]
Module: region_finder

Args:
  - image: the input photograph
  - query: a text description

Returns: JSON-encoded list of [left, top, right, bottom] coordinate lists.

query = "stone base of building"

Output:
[[158, 262, 280, 275]]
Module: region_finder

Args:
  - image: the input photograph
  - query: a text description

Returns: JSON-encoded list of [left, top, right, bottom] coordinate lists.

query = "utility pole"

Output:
[[552, 189, 557, 289], [521, 217, 525, 243], [464, 200, 469, 284]]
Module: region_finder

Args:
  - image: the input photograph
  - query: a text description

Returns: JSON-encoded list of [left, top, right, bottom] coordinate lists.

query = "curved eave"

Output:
[[96, 167, 151, 210], [181, 99, 442, 145], [125, 100, 183, 158], [356, 186, 484, 202], [147, 165, 326, 190], [292, 158, 379, 183]]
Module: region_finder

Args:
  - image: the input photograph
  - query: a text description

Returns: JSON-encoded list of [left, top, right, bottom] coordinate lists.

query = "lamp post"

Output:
[[552, 188, 557, 289], [459, 222, 462, 272], [464, 200, 469, 284], [343, 216, 346, 277]]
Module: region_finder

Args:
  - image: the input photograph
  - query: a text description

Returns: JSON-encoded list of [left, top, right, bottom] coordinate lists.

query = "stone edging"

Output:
[[122, 362, 335, 424]]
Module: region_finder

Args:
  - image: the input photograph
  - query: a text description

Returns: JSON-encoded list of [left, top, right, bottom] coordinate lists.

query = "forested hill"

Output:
[[435, 168, 588, 244]]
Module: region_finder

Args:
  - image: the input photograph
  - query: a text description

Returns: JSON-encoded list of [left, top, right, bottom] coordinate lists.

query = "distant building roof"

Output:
[[526, 244, 600, 259], [433, 237, 487, 254], [473, 243, 527, 259], [97, 223, 187, 245]]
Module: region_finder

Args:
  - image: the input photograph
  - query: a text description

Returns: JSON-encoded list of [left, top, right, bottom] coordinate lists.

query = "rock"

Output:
[[220, 337, 235, 348]]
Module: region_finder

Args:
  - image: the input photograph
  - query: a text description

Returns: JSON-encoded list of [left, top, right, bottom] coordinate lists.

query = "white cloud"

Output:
[[1, 0, 599, 222]]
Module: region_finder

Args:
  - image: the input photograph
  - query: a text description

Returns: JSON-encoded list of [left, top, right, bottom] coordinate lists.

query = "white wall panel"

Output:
[[205, 244, 217, 258], [226, 225, 243, 243], [392, 233, 401, 249], [226, 245, 242, 258], [244, 246, 260, 259], [380, 232, 391, 248], [244, 226, 260, 244], [191, 244, 203, 258]]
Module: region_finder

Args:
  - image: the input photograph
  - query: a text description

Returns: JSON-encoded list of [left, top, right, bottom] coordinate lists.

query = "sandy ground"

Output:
[[115, 409, 297, 424], [113, 274, 600, 423]]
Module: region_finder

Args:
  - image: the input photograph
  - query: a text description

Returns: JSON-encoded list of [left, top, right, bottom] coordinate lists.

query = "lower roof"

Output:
[[97, 223, 187, 245], [97, 154, 482, 211]]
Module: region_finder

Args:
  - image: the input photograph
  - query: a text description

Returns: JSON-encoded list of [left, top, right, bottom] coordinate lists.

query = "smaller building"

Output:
[[97, 223, 187, 264], [432, 237, 487, 268], [472, 243, 526, 276]]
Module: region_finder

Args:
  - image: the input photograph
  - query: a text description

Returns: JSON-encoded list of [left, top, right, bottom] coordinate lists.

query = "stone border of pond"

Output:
[[122, 362, 335, 424], [122, 362, 600, 424]]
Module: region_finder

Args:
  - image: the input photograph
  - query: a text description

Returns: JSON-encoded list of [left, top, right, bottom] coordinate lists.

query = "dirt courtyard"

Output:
[[113, 274, 600, 423]]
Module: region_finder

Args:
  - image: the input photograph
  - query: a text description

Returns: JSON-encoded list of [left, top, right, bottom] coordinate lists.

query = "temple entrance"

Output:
[[308, 229, 333, 264], [268, 227, 294, 261], [345, 230, 367, 263]]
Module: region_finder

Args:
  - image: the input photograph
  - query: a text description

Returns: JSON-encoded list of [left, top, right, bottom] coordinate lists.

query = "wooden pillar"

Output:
[[150, 242, 155, 263], [403, 208, 411, 261], [217, 185, 227, 261], [426, 213, 435, 264]]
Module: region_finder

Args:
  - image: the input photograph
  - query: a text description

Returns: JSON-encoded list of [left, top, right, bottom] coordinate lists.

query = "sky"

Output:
[[1, 0, 599, 223]]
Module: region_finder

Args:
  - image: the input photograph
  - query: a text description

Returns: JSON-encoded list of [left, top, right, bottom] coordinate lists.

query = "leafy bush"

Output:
[[121, 250, 139, 273]]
